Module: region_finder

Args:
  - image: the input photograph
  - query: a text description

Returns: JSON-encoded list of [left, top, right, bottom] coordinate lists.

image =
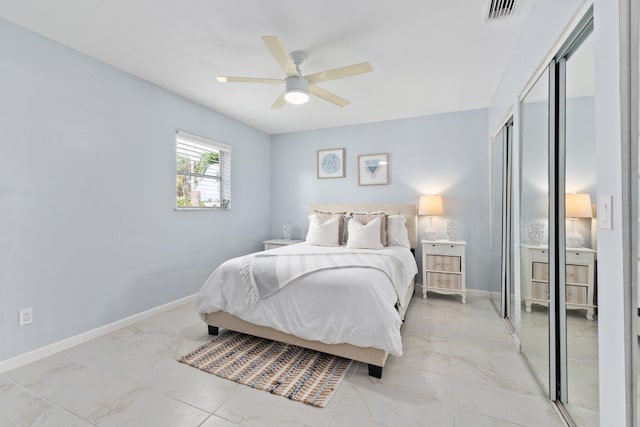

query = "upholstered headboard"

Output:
[[309, 204, 418, 249]]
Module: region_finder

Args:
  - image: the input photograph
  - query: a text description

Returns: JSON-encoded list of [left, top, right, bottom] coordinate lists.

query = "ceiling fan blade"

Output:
[[216, 76, 282, 84], [262, 36, 297, 77], [271, 93, 287, 109], [305, 62, 373, 84], [309, 85, 350, 107]]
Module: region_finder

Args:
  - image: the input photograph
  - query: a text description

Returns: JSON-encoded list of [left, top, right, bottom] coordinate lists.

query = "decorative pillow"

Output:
[[349, 212, 389, 246], [387, 215, 411, 248], [305, 214, 340, 247], [313, 210, 346, 244], [346, 216, 383, 249]]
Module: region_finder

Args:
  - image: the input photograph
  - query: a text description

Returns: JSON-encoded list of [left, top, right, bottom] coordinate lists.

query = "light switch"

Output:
[[598, 196, 612, 229]]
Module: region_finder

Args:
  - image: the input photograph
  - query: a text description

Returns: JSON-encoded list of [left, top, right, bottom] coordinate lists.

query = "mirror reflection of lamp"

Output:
[[418, 195, 444, 240], [565, 193, 592, 247]]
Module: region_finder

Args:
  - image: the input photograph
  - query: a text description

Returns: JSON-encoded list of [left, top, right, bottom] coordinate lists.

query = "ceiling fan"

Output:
[[216, 36, 373, 109]]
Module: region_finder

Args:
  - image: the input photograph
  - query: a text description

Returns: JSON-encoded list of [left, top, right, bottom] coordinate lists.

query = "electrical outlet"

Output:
[[19, 307, 33, 326]]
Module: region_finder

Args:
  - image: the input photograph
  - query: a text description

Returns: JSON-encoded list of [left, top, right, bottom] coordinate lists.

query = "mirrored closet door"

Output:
[[490, 120, 514, 325], [518, 10, 597, 424], [490, 128, 504, 313], [520, 67, 551, 395], [562, 30, 598, 421]]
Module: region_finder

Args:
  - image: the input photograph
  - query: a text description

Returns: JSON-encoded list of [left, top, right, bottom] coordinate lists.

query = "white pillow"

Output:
[[346, 216, 383, 249], [305, 214, 340, 247], [387, 215, 411, 248]]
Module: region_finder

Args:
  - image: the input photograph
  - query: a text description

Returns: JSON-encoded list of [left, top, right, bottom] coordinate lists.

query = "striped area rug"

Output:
[[177, 331, 351, 408]]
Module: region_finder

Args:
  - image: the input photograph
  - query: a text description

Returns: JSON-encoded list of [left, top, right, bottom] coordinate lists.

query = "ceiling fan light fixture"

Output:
[[284, 76, 309, 105]]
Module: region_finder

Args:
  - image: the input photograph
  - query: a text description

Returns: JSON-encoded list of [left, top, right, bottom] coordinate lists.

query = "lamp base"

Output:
[[423, 229, 437, 240], [566, 230, 584, 248]]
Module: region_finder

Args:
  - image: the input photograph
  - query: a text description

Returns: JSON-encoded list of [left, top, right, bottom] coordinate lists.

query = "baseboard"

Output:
[[511, 328, 521, 351], [466, 289, 491, 297], [0, 293, 197, 374]]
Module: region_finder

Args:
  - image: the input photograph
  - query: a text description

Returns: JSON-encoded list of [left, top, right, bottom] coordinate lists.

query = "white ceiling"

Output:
[[0, 0, 539, 135]]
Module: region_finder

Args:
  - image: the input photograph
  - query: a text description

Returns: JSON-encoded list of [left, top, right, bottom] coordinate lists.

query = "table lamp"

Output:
[[419, 195, 444, 240], [565, 193, 592, 247]]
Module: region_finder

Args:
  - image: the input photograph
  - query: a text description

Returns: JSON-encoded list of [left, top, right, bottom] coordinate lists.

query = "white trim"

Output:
[[518, 1, 593, 102], [512, 94, 523, 339], [176, 130, 231, 152], [0, 294, 197, 374], [174, 207, 231, 212], [491, 107, 514, 139]]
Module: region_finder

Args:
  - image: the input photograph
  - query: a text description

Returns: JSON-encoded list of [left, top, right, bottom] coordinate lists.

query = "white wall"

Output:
[[270, 109, 491, 290], [593, 0, 630, 424], [0, 19, 272, 361]]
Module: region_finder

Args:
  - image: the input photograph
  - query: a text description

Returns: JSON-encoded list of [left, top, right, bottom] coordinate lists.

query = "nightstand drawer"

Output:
[[566, 264, 589, 285], [566, 284, 588, 304], [531, 262, 588, 285], [530, 248, 549, 262], [532, 262, 549, 281], [566, 250, 593, 264], [424, 242, 463, 256], [426, 272, 462, 290], [425, 255, 461, 273], [531, 282, 589, 304], [532, 281, 549, 300]]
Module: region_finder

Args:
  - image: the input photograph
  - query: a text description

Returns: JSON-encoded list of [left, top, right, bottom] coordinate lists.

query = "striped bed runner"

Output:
[[177, 331, 351, 408]]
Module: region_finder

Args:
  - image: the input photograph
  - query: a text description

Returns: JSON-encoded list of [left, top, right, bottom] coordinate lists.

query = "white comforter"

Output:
[[197, 242, 418, 356]]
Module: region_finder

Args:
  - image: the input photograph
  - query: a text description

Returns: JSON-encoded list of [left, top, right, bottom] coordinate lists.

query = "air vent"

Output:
[[487, 0, 518, 20]]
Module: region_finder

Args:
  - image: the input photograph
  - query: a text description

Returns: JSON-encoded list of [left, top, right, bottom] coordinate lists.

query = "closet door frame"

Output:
[[490, 118, 514, 321], [553, 16, 594, 405], [503, 120, 514, 322]]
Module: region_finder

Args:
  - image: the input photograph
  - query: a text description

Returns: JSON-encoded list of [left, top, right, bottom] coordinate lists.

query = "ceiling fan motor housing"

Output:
[[285, 76, 310, 104]]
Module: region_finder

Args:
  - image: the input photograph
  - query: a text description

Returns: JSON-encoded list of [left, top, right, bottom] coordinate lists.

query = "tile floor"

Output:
[[520, 306, 599, 427], [0, 293, 565, 427]]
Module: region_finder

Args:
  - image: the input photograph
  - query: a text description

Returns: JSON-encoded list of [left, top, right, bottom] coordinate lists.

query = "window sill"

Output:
[[174, 207, 230, 211]]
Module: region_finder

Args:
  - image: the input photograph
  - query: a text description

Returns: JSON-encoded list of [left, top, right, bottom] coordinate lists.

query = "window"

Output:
[[176, 131, 231, 209]]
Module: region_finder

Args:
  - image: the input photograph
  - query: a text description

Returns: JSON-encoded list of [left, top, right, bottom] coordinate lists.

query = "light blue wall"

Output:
[[270, 109, 491, 290], [0, 19, 271, 360]]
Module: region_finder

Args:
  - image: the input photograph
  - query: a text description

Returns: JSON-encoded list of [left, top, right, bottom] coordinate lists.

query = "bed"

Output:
[[197, 203, 418, 378]]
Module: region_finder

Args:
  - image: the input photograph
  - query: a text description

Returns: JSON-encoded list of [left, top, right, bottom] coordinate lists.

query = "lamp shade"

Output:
[[565, 193, 592, 218], [418, 195, 444, 216]]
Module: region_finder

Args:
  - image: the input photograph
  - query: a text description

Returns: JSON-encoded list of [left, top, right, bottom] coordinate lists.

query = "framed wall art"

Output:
[[358, 153, 389, 186], [317, 148, 345, 179]]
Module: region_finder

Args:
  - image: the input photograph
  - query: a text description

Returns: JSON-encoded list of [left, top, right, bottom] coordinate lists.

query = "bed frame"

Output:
[[204, 203, 418, 379]]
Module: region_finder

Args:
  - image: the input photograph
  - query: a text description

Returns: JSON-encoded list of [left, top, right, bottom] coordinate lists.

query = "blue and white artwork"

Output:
[[364, 159, 382, 177], [317, 148, 344, 178], [321, 153, 341, 174], [359, 153, 389, 185]]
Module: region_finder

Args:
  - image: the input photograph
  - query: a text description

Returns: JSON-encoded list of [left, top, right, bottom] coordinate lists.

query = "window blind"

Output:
[[176, 131, 231, 209]]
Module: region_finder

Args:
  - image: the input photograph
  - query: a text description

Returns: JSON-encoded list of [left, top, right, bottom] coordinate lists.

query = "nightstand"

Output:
[[422, 239, 467, 303], [262, 239, 304, 250], [521, 244, 596, 320]]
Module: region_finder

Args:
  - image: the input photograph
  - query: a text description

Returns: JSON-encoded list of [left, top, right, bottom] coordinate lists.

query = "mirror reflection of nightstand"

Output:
[[521, 244, 596, 320]]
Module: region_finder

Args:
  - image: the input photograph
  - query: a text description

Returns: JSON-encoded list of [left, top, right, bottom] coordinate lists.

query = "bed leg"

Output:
[[368, 364, 383, 379], [208, 325, 219, 336]]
